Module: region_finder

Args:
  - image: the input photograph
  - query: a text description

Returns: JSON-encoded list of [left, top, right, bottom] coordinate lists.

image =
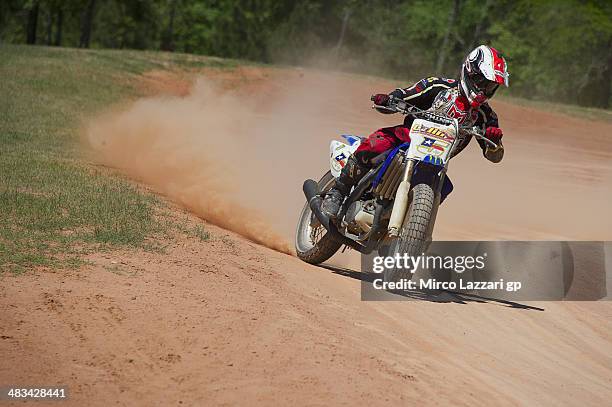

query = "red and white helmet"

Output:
[[460, 45, 509, 107]]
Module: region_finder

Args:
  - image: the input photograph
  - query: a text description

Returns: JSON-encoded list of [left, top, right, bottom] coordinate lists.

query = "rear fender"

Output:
[[329, 135, 362, 178]]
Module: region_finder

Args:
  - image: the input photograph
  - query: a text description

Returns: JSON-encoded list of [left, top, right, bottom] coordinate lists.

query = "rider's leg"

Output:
[[320, 155, 369, 219], [321, 126, 407, 219]]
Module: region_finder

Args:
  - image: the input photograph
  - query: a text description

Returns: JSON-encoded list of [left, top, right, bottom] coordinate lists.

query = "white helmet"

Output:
[[460, 45, 509, 107]]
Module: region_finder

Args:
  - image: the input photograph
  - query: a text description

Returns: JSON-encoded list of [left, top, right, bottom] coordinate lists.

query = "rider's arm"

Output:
[[375, 77, 455, 114], [391, 77, 455, 109], [476, 103, 504, 163]]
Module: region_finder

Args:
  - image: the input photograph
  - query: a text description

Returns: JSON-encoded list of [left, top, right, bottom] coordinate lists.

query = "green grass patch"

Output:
[[191, 224, 211, 242], [0, 44, 226, 273]]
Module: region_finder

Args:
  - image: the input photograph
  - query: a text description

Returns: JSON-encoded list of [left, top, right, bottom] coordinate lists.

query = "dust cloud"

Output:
[[84, 75, 346, 254], [84, 68, 612, 258]]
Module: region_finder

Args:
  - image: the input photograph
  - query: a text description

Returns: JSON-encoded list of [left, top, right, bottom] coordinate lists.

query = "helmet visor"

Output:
[[470, 73, 499, 97]]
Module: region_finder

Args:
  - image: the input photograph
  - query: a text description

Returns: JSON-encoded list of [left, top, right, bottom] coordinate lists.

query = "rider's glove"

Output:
[[372, 93, 390, 106], [485, 127, 503, 143]]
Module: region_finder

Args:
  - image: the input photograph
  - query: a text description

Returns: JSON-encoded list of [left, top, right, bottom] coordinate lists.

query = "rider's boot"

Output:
[[321, 155, 368, 220]]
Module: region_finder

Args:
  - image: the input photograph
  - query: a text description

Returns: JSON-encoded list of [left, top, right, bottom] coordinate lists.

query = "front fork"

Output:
[[386, 159, 445, 237], [387, 159, 415, 237]]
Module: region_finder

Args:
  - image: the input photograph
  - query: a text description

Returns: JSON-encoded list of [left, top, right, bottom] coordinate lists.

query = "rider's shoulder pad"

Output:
[[418, 77, 457, 88], [437, 77, 458, 86]]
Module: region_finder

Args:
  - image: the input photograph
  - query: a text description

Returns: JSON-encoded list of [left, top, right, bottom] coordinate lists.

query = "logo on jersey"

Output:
[[447, 103, 468, 123], [433, 88, 477, 126]]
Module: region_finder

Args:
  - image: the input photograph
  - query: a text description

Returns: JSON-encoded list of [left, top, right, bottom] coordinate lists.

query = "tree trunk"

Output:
[[46, 8, 53, 45], [332, 8, 351, 64], [468, 0, 492, 51], [601, 42, 612, 108], [79, 0, 97, 48], [577, 40, 612, 108], [26, 1, 40, 45], [161, 0, 177, 51], [335, 9, 351, 51], [54, 9, 63, 46], [436, 0, 461, 74]]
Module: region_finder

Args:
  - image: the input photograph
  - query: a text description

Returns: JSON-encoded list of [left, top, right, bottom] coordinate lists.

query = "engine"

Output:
[[345, 200, 376, 236]]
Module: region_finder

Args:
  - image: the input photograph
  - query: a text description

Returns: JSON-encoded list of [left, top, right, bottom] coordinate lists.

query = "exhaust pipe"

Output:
[[302, 179, 366, 253], [302, 179, 330, 231]]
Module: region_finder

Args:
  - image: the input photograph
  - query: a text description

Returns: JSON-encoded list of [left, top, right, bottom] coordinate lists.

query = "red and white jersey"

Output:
[[430, 86, 480, 126], [386, 77, 501, 160]]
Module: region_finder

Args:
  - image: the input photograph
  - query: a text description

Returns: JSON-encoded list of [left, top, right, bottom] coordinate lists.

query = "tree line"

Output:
[[1, 0, 610, 108]]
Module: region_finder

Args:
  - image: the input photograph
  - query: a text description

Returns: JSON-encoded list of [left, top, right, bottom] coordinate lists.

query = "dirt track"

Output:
[[1, 67, 611, 406]]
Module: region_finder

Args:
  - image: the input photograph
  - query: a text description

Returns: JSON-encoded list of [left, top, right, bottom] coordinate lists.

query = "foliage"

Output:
[[1, 0, 610, 107]]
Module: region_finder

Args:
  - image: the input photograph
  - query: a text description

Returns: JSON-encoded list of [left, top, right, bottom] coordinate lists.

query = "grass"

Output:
[[191, 225, 211, 242], [0, 44, 234, 273]]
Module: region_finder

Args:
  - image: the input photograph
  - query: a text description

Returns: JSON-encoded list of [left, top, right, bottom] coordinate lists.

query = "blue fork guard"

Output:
[[372, 142, 410, 188], [371, 141, 453, 203]]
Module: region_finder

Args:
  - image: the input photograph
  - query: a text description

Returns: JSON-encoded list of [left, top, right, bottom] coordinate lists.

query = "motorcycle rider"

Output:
[[321, 45, 509, 220]]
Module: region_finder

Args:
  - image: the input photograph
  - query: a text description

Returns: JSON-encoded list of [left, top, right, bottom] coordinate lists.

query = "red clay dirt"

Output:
[[1, 66, 611, 406]]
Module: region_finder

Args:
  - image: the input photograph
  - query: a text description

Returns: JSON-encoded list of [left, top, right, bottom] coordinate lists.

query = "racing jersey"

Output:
[[384, 77, 504, 162]]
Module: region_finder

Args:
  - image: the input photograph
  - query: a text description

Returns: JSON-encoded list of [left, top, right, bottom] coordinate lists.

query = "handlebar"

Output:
[[471, 131, 499, 148], [370, 95, 499, 149]]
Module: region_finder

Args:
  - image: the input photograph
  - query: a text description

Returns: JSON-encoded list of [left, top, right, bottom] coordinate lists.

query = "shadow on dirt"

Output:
[[320, 263, 545, 311]]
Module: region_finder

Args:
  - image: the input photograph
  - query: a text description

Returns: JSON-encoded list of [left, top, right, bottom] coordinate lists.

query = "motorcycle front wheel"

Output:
[[385, 183, 438, 282]]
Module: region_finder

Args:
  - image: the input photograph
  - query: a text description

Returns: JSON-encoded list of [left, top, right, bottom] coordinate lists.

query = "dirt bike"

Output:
[[295, 96, 499, 280]]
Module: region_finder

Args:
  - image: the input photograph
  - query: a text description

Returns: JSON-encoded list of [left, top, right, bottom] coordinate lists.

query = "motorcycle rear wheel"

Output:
[[295, 171, 343, 264]]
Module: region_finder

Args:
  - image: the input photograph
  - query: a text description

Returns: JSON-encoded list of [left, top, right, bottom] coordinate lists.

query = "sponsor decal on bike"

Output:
[[411, 122, 454, 142], [422, 154, 444, 166], [417, 137, 449, 156], [334, 152, 347, 167], [330, 144, 348, 173]]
